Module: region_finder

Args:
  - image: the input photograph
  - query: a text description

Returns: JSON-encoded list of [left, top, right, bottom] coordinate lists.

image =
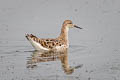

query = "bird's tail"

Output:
[[25, 34, 38, 40]]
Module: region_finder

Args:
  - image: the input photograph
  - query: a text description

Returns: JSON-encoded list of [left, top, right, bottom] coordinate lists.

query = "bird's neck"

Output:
[[58, 26, 69, 46]]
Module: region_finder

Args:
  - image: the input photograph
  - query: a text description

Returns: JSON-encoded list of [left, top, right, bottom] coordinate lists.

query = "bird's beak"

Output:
[[74, 25, 83, 29]]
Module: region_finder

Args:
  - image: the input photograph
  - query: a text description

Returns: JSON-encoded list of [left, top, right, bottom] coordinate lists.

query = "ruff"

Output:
[[25, 20, 82, 51]]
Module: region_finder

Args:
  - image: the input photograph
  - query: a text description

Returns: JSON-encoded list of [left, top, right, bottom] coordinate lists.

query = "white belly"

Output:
[[28, 39, 49, 51]]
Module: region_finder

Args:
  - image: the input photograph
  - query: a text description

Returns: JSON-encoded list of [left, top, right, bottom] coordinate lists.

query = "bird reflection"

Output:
[[27, 49, 83, 75]]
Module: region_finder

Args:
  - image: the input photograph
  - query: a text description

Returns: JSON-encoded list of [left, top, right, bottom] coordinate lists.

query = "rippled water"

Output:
[[0, 0, 120, 80], [0, 38, 120, 80]]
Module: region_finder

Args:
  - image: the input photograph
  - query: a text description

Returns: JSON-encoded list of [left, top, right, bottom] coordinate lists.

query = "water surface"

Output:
[[0, 0, 120, 80]]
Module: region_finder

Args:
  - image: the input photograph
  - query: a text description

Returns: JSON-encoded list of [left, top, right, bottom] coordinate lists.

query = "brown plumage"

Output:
[[26, 34, 64, 49], [25, 20, 82, 50]]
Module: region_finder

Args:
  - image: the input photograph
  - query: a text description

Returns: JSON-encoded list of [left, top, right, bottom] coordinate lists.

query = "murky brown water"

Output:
[[0, 0, 120, 80]]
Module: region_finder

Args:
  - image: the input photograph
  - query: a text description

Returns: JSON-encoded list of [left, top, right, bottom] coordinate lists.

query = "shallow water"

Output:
[[0, 0, 120, 80], [0, 39, 120, 80]]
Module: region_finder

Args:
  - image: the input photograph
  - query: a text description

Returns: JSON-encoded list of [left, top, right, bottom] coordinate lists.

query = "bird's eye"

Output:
[[68, 23, 72, 24]]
